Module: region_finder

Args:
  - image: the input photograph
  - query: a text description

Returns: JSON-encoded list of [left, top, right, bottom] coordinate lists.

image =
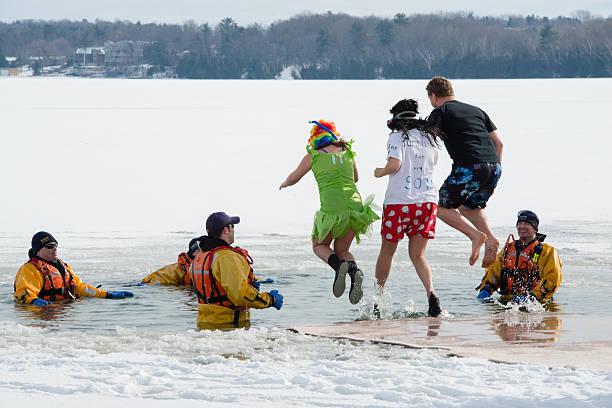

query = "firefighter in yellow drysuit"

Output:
[[476, 210, 562, 303], [14, 231, 134, 305], [191, 212, 283, 329], [141, 238, 203, 285]]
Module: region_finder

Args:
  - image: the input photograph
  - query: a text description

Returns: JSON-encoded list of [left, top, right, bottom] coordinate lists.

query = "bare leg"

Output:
[[408, 235, 435, 296], [375, 237, 398, 290], [312, 234, 334, 263], [437, 206, 487, 266], [333, 229, 357, 262], [458, 206, 500, 268]]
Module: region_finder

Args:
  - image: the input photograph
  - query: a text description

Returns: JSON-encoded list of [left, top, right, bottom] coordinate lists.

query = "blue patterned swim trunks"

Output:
[[438, 162, 502, 209]]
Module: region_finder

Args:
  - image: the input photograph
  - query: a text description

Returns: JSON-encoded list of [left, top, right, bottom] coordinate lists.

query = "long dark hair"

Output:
[[388, 99, 441, 147]]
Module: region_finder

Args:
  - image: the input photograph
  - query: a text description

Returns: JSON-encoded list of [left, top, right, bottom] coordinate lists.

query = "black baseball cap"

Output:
[[206, 212, 240, 234]]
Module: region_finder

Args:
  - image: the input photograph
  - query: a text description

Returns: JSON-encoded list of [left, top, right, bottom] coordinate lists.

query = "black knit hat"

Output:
[[516, 210, 539, 231], [187, 238, 201, 258], [30, 231, 58, 258]]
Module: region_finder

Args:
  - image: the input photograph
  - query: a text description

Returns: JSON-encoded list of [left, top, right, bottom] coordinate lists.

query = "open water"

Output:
[[1, 223, 612, 332], [1, 78, 612, 407]]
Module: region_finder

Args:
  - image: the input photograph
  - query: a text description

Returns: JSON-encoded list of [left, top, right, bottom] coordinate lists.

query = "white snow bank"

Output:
[[1, 321, 611, 407]]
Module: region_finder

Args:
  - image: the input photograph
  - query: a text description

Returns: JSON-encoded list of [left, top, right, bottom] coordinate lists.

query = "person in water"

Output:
[[279, 120, 379, 304], [374, 99, 443, 317], [190, 212, 283, 329], [476, 210, 562, 303], [141, 237, 202, 285], [14, 231, 134, 305], [426, 76, 504, 268]]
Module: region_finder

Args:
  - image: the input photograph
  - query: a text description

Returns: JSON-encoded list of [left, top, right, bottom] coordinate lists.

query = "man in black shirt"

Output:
[[426, 76, 504, 268]]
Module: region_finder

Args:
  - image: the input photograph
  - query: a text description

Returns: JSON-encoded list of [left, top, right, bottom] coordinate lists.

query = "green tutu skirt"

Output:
[[311, 195, 380, 244]]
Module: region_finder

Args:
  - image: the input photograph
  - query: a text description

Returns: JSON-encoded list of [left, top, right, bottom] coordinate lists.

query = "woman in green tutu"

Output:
[[280, 120, 379, 304]]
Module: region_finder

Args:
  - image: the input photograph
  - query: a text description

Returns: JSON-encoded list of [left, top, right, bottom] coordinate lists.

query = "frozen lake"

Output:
[[1, 77, 612, 407]]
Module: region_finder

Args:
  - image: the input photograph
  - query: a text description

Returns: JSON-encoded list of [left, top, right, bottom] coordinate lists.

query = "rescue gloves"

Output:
[[106, 291, 135, 299], [31, 298, 51, 306], [477, 286, 492, 301], [511, 293, 536, 304], [268, 290, 283, 310]]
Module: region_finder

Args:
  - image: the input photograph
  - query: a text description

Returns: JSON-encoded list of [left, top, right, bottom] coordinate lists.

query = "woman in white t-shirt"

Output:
[[373, 98, 443, 317]]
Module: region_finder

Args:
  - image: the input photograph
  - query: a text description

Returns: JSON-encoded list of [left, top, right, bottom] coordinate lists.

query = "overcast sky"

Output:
[[1, 0, 610, 25]]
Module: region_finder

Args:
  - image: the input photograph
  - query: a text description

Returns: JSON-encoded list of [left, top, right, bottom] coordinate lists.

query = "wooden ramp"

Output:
[[290, 313, 612, 371]]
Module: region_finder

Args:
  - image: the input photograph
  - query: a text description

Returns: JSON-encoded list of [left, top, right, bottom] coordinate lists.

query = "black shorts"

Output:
[[438, 162, 502, 210]]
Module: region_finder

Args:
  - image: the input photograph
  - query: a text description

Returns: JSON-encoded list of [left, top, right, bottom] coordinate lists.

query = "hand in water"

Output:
[[106, 291, 134, 299]]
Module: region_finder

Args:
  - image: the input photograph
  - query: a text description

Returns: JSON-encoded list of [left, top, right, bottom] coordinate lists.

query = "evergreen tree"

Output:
[[539, 23, 558, 48], [375, 19, 394, 46], [392, 13, 408, 25]]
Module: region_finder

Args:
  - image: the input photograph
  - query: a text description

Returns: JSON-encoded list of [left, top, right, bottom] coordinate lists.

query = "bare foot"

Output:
[[481, 238, 500, 268], [469, 232, 487, 265]]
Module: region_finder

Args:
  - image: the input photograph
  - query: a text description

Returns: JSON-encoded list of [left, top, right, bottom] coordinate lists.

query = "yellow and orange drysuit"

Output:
[[14, 257, 108, 304], [141, 252, 193, 285], [476, 233, 562, 303], [191, 243, 275, 329]]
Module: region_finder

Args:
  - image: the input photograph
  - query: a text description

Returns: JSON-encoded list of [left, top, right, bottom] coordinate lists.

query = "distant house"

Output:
[[104, 41, 148, 73], [74, 47, 105, 66]]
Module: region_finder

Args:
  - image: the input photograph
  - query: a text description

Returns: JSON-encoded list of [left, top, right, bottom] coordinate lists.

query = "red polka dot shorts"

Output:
[[381, 203, 438, 242]]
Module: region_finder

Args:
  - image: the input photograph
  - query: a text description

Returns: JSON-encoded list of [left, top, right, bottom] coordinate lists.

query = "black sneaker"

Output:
[[373, 303, 381, 319], [332, 261, 349, 298], [347, 261, 363, 305], [428, 293, 441, 317]]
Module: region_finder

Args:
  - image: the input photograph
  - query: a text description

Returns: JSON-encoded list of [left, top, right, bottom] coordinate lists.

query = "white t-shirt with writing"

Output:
[[384, 129, 439, 205]]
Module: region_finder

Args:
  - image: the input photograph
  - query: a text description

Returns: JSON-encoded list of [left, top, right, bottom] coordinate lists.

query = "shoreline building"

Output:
[[74, 47, 105, 66], [104, 40, 149, 76]]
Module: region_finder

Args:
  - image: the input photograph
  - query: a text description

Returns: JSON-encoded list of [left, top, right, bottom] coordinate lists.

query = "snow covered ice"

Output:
[[2, 322, 612, 407]]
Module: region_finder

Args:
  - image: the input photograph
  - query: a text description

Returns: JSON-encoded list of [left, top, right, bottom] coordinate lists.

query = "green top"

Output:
[[309, 143, 379, 242], [311, 146, 362, 214]]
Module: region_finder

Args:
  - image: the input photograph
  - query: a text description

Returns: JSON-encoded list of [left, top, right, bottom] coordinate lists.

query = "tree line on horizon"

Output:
[[0, 11, 610, 78]]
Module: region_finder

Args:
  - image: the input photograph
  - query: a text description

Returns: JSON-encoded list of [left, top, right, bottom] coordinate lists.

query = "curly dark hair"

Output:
[[388, 99, 441, 147]]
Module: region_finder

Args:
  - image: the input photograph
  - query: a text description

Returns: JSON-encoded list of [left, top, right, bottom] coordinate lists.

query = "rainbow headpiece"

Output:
[[308, 120, 339, 150]]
